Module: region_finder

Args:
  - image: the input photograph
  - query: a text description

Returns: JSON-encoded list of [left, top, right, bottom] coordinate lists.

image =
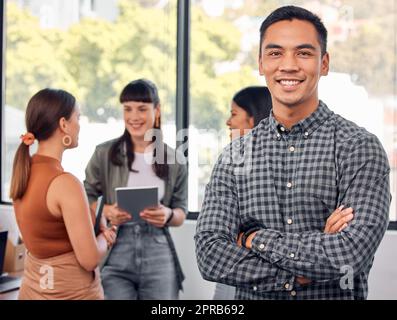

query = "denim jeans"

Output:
[[101, 223, 179, 300], [213, 283, 236, 300]]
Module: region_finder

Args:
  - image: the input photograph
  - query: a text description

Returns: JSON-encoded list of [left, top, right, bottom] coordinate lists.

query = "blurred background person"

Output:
[[226, 86, 273, 140], [84, 79, 188, 300], [10, 88, 116, 300]]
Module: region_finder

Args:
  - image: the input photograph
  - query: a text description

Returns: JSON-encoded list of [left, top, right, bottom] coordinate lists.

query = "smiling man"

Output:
[[195, 6, 391, 300], [260, 18, 329, 124]]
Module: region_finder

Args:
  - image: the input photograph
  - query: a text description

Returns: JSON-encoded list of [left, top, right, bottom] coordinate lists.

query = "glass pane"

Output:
[[189, 0, 269, 211], [189, 0, 397, 222], [3, 0, 177, 201]]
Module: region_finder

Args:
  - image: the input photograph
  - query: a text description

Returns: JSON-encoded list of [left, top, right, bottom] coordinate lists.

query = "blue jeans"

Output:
[[101, 223, 179, 300], [213, 283, 236, 300]]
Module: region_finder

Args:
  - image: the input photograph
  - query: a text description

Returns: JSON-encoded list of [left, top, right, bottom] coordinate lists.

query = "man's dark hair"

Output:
[[259, 5, 328, 56]]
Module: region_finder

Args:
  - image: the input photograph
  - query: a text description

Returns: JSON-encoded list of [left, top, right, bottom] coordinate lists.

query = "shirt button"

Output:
[[258, 243, 265, 251], [290, 253, 295, 258], [287, 182, 293, 188], [291, 290, 297, 297], [276, 134, 281, 140], [280, 126, 286, 132], [284, 283, 290, 289], [289, 146, 295, 152], [253, 286, 257, 291], [287, 218, 293, 225], [304, 132, 309, 139]]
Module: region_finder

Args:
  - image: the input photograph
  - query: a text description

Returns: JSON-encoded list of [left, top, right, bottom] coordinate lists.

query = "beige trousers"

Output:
[[19, 251, 104, 300]]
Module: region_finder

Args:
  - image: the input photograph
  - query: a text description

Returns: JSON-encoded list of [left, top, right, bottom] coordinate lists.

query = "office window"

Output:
[[2, 0, 177, 201], [188, 0, 397, 223], [188, 0, 264, 211], [2, 0, 397, 224]]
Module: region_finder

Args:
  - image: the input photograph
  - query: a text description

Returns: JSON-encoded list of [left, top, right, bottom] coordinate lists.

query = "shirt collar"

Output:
[[269, 100, 333, 139]]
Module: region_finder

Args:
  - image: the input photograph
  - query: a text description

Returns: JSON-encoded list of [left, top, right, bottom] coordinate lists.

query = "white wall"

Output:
[[1, 205, 396, 299], [367, 231, 397, 300]]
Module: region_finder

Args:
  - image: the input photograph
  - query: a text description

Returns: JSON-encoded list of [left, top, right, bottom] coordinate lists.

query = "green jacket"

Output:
[[84, 138, 188, 290]]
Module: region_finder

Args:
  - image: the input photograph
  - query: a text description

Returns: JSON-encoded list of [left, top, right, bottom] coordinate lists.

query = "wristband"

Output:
[[241, 227, 260, 248], [165, 208, 174, 226]]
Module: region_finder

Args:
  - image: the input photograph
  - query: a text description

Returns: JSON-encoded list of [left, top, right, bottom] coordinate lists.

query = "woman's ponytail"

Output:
[[9, 140, 33, 200]]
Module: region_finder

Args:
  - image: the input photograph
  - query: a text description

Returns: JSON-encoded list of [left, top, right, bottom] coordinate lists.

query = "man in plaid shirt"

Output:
[[195, 5, 391, 299]]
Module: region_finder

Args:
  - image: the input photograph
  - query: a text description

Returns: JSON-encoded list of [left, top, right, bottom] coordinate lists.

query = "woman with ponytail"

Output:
[[84, 79, 187, 300], [10, 88, 116, 300]]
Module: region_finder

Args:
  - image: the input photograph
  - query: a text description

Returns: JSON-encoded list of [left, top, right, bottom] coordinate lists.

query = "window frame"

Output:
[[0, 0, 395, 229], [1, 0, 5, 208]]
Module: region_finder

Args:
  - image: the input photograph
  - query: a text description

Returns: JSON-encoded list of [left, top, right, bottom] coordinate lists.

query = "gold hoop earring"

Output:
[[62, 135, 72, 147]]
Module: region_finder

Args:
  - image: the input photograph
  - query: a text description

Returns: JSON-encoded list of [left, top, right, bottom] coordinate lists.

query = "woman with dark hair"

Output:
[[10, 88, 116, 300], [84, 79, 187, 300], [226, 86, 273, 139]]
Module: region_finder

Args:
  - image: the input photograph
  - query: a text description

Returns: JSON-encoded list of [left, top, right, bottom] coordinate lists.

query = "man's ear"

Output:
[[321, 52, 330, 76], [248, 116, 255, 129]]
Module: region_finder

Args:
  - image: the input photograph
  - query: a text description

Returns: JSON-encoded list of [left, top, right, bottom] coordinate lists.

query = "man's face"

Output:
[[259, 19, 329, 110]]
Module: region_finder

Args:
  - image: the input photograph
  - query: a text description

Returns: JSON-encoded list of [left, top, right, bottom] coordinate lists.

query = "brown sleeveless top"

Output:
[[14, 154, 76, 259]]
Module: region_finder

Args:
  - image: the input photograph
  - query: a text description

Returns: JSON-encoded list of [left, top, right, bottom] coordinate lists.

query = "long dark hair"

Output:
[[109, 79, 168, 179], [10, 88, 76, 200], [233, 86, 272, 126]]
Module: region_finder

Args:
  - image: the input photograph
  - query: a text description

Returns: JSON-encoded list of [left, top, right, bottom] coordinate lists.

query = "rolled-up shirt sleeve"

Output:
[[84, 146, 103, 205], [169, 161, 188, 215]]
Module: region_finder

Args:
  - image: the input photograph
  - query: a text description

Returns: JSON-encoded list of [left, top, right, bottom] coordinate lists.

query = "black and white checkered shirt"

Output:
[[195, 101, 391, 300]]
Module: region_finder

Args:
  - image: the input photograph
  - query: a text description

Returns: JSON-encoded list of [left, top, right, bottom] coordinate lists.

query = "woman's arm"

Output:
[[47, 173, 115, 271], [165, 207, 185, 227]]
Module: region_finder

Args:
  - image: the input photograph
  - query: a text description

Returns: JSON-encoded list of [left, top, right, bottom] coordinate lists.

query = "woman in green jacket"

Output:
[[84, 79, 187, 299]]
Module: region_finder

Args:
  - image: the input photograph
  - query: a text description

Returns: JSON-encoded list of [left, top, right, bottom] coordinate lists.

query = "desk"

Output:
[[0, 271, 23, 300]]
